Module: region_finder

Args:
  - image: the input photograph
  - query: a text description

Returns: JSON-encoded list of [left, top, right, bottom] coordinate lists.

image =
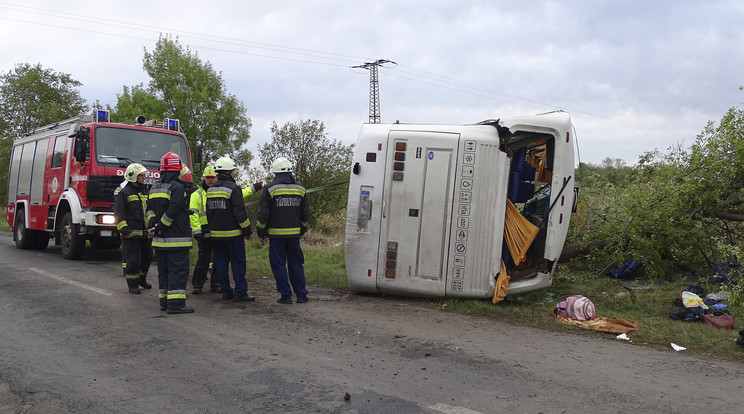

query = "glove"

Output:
[[197, 235, 211, 250], [253, 181, 263, 192], [242, 226, 252, 239], [153, 222, 166, 237]]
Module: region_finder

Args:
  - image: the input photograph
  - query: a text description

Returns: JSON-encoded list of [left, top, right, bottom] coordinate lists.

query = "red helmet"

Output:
[[160, 151, 183, 172]]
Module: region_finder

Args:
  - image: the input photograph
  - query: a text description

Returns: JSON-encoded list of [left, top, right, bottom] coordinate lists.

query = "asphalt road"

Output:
[[1, 231, 743, 414]]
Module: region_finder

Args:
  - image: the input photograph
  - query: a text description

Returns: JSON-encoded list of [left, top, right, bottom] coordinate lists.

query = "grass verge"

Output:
[[246, 236, 744, 363]]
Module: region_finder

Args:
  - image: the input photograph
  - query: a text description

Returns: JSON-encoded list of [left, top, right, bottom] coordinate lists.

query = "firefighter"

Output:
[[114, 163, 153, 294], [147, 152, 194, 314], [191, 165, 264, 294], [189, 165, 221, 294], [114, 179, 129, 277], [206, 157, 257, 302], [257, 157, 310, 304]]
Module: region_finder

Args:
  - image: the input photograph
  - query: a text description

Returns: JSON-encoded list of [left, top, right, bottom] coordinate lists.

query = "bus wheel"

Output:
[[60, 212, 85, 260], [14, 210, 37, 250]]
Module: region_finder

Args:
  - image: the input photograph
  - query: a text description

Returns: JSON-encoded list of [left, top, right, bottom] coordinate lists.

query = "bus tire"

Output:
[[60, 212, 85, 260]]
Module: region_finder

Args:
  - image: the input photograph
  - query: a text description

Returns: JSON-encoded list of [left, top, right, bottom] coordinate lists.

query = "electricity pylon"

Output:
[[351, 59, 396, 124]]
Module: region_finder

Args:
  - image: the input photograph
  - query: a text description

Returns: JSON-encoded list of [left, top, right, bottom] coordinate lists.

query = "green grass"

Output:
[[235, 233, 744, 363], [243, 231, 348, 288], [407, 265, 744, 363]]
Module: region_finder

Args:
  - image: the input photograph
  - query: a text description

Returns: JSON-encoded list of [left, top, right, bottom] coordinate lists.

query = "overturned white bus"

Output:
[[344, 111, 576, 299]]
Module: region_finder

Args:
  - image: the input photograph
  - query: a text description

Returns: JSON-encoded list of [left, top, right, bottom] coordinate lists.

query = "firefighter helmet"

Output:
[[160, 151, 182, 171], [215, 157, 236, 171], [124, 163, 148, 183], [271, 157, 293, 173], [178, 165, 191, 180], [202, 165, 217, 177]]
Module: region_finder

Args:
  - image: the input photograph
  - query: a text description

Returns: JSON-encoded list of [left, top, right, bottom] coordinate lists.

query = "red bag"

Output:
[[702, 311, 735, 330]]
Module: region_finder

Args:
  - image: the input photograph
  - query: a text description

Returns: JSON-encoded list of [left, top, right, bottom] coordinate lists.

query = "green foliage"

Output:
[[113, 35, 253, 169], [111, 84, 168, 122], [0, 63, 87, 203], [570, 95, 744, 282], [258, 119, 354, 225]]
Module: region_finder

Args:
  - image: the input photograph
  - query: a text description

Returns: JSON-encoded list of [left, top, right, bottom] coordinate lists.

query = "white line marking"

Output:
[[428, 403, 484, 414], [29, 267, 113, 296]]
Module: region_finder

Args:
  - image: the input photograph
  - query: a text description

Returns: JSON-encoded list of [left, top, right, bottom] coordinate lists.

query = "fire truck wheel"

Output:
[[34, 231, 50, 250], [60, 212, 85, 260], [14, 210, 37, 250]]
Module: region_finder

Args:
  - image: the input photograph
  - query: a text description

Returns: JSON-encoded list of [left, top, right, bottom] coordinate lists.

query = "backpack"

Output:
[[669, 306, 704, 322], [554, 295, 596, 321]]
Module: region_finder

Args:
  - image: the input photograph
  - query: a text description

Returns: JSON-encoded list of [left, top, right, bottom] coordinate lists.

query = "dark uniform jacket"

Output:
[[146, 171, 193, 249], [256, 172, 309, 238], [114, 182, 149, 238], [206, 173, 251, 240]]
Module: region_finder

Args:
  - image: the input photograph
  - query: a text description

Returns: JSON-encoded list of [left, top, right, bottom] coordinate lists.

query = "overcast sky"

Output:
[[1, 1, 742, 166]]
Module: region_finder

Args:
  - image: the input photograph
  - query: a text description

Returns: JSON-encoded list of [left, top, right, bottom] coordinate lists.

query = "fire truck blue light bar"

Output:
[[96, 110, 109, 122]]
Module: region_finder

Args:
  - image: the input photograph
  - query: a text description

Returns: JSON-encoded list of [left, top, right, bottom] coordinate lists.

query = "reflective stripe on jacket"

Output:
[[114, 182, 149, 238], [189, 184, 208, 235], [147, 172, 193, 249], [205, 173, 250, 240], [256, 173, 309, 239]]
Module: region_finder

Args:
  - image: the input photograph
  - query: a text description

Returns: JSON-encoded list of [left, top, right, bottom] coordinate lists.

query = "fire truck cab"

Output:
[[5, 111, 198, 259]]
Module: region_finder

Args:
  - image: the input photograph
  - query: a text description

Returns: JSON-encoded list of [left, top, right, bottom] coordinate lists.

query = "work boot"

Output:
[[167, 306, 195, 314], [277, 296, 293, 305], [296, 296, 309, 303], [233, 295, 256, 302], [192, 287, 203, 295], [126, 278, 141, 294], [210, 286, 222, 293], [166, 298, 194, 314], [138, 274, 152, 289]]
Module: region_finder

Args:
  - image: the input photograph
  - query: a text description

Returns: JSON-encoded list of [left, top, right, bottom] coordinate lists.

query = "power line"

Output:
[[350, 59, 396, 124], [0, 2, 700, 139]]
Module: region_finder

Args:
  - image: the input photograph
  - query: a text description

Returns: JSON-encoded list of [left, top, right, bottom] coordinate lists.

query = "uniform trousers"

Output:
[[269, 237, 308, 299]]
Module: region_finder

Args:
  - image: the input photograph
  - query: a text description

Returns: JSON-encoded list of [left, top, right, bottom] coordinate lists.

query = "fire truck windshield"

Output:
[[94, 126, 189, 168]]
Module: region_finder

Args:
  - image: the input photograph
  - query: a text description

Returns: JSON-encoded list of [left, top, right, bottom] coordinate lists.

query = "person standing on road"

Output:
[[206, 157, 261, 302], [114, 162, 153, 294], [191, 165, 263, 294], [147, 152, 194, 314], [257, 157, 310, 305], [189, 165, 221, 294]]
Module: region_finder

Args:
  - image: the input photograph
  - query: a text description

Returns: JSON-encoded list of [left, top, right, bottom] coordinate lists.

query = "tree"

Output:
[[258, 119, 354, 228], [0, 63, 87, 137], [112, 35, 252, 168], [568, 90, 744, 281], [0, 63, 87, 202]]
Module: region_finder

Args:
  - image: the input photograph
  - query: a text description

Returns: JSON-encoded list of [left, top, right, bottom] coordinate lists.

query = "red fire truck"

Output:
[[5, 110, 200, 259]]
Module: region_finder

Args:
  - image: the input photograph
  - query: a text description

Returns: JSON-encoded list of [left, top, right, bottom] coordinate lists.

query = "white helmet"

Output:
[[215, 157, 237, 172], [271, 157, 293, 173], [124, 163, 148, 183]]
